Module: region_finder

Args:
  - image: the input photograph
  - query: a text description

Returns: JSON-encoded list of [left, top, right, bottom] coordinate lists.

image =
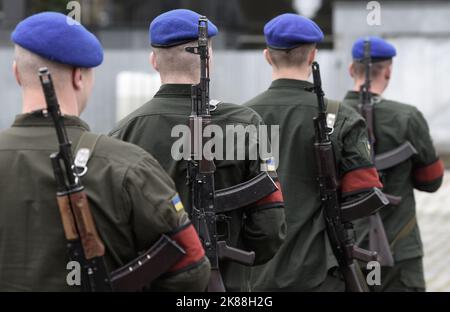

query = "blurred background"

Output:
[[0, 0, 449, 291]]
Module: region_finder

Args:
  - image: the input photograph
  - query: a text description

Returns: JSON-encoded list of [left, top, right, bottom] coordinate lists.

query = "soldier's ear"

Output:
[[349, 63, 355, 78], [307, 48, 317, 66], [72, 67, 83, 90], [263, 49, 273, 66], [12, 61, 21, 86], [150, 51, 158, 72], [385, 64, 392, 81]]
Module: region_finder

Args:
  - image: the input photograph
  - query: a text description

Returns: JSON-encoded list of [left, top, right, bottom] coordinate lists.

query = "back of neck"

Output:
[[160, 74, 198, 85], [21, 88, 80, 116], [353, 80, 385, 96], [272, 67, 310, 82]]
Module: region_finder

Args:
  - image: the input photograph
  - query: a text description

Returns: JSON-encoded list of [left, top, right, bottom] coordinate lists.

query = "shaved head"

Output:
[[14, 45, 73, 91], [151, 40, 212, 83], [349, 59, 393, 95], [352, 59, 392, 80], [267, 43, 316, 69], [13, 45, 95, 115]]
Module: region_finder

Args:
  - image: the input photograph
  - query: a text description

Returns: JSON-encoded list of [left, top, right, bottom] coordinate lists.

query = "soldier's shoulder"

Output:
[[109, 99, 155, 136], [214, 101, 263, 125], [379, 98, 418, 113], [332, 98, 367, 138], [93, 133, 159, 167], [378, 98, 422, 122], [333, 98, 364, 123], [243, 90, 272, 108]]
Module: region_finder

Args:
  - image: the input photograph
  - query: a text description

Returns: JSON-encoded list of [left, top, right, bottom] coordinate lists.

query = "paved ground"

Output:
[[415, 171, 450, 292]]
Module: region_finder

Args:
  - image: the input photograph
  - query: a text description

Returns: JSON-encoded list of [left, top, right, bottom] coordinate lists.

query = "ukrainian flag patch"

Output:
[[171, 193, 184, 212], [267, 157, 276, 171], [262, 157, 276, 172]]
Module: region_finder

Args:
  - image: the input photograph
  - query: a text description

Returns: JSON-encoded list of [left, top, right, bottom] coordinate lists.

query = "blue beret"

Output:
[[11, 12, 103, 68], [352, 36, 397, 61], [264, 13, 324, 50], [150, 9, 218, 47]]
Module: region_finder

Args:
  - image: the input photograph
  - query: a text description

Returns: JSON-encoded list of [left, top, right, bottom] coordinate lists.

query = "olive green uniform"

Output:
[[110, 84, 286, 291], [0, 112, 210, 291], [343, 91, 444, 291], [244, 79, 382, 291]]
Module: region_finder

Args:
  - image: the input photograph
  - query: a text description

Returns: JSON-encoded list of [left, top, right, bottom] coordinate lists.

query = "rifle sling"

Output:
[[356, 215, 417, 252], [390, 216, 417, 251], [73, 132, 102, 176]]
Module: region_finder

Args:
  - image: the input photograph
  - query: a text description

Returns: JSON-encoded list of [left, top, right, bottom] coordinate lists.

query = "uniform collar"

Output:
[[269, 78, 314, 91], [344, 90, 381, 100], [12, 110, 90, 131], [344, 91, 360, 100], [154, 84, 192, 98]]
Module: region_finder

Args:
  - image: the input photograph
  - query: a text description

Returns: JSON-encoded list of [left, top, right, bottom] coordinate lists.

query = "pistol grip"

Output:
[[384, 193, 402, 206], [217, 241, 255, 266], [352, 245, 378, 263]]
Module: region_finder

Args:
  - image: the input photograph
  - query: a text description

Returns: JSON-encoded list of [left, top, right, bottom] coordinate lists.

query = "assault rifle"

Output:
[[311, 62, 389, 292], [358, 39, 417, 266], [186, 17, 281, 292]]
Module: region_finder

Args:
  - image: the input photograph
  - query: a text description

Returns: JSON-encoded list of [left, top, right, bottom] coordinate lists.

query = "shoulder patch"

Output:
[[170, 193, 184, 212], [261, 156, 276, 172]]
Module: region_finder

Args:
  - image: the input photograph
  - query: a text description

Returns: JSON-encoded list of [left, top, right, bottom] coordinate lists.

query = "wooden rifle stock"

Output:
[[68, 189, 105, 259]]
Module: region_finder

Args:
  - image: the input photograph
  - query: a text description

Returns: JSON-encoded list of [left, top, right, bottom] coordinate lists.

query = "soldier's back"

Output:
[[245, 78, 376, 291], [110, 84, 264, 199], [0, 112, 191, 291], [110, 84, 286, 291], [343, 92, 444, 264]]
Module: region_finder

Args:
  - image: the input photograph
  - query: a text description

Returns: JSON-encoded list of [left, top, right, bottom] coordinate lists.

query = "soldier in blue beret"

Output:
[[264, 13, 324, 49], [110, 9, 287, 292], [244, 13, 384, 291], [0, 11, 211, 291], [352, 36, 397, 62], [150, 8, 218, 47], [343, 36, 444, 292]]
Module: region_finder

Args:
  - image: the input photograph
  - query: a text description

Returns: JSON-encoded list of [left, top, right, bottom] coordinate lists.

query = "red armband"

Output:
[[253, 181, 284, 209], [414, 159, 444, 184], [341, 167, 382, 194], [168, 223, 205, 272]]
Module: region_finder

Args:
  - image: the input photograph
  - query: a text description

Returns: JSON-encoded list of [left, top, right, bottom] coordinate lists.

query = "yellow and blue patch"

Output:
[[260, 157, 276, 172], [265, 157, 276, 172], [171, 193, 184, 212]]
